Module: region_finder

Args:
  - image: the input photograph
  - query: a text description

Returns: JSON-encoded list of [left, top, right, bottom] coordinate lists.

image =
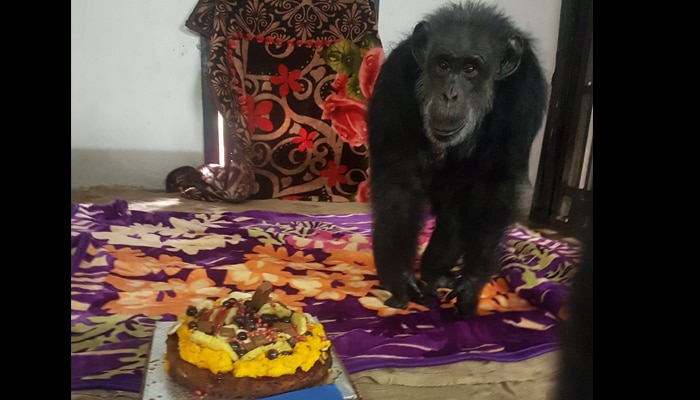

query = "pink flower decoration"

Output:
[[321, 94, 368, 147], [359, 47, 385, 98]]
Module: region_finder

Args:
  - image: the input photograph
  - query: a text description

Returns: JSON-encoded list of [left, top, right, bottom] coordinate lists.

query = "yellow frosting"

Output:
[[175, 312, 331, 378], [176, 322, 235, 374], [232, 323, 329, 378]]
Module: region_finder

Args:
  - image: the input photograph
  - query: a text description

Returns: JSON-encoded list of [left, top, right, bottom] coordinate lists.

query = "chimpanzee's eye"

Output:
[[463, 64, 476, 74], [438, 60, 449, 70]]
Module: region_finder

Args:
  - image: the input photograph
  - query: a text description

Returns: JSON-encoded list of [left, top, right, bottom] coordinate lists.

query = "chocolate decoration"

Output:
[[197, 320, 214, 334], [219, 326, 237, 337], [251, 280, 274, 310], [242, 335, 273, 352], [272, 322, 298, 338]]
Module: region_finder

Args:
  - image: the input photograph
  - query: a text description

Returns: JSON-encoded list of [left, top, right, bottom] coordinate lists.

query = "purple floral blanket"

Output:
[[71, 199, 580, 393]]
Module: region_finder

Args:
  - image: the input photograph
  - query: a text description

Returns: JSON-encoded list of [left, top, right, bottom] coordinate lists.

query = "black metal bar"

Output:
[[199, 36, 219, 165]]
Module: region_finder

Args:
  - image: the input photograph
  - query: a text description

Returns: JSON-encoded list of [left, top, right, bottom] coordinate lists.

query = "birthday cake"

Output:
[[164, 281, 333, 398]]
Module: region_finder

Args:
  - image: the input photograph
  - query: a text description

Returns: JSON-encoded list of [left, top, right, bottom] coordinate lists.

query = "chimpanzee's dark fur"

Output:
[[367, 1, 548, 319]]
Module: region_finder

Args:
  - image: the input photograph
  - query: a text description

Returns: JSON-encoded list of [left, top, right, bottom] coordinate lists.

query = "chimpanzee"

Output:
[[367, 1, 548, 319]]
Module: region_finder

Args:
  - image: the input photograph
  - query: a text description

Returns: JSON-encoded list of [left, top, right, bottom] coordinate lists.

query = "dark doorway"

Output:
[[529, 0, 593, 238]]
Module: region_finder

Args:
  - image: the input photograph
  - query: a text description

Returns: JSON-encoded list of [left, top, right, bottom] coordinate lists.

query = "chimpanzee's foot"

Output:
[[384, 275, 437, 308], [424, 273, 458, 292], [444, 280, 480, 319]]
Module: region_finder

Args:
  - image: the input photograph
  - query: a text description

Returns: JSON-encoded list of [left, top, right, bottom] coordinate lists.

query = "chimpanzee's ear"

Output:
[[411, 21, 430, 65], [496, 36, 524, 80]]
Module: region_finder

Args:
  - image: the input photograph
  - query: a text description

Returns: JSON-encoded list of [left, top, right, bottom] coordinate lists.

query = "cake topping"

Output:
[[169, 281, 332, 378], [251, 280, 274, 310]]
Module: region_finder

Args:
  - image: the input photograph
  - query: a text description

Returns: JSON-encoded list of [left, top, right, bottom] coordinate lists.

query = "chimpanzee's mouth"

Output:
[[430, 123, 465, 139]]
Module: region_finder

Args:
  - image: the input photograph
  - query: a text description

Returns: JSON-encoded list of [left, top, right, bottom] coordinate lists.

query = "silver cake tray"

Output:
[[141, 321, 360, 399]]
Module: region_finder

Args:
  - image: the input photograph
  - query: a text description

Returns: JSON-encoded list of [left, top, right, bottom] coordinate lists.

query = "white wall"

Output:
[[71, 0, 561, 190], [71, 0, 204, 189]]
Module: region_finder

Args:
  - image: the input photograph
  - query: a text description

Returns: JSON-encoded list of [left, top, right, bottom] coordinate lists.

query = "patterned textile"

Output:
[[169, 0, 381, 202], [71, 200, 580, 392]]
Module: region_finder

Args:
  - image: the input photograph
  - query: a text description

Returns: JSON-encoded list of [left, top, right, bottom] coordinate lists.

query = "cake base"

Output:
[[165, 334, 332, 399]]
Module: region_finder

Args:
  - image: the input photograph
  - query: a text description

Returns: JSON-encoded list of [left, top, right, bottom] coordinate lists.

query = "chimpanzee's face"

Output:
[[414, 24, 523, 151]]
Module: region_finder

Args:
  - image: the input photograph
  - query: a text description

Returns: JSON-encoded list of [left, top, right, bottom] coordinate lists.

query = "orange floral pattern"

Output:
[[476, 278, 538, 316], [72, 201, 580, 393]]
